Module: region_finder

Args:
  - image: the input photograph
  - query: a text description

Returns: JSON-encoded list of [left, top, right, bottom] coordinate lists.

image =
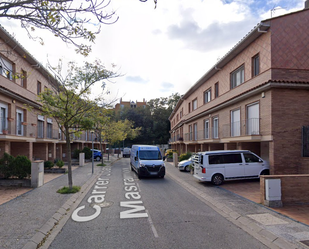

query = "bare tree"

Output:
[[0, 0, 118, 55], [139, 0, 157, 8]]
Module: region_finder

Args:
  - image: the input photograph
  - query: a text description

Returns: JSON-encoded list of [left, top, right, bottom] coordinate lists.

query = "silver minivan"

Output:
[[193, 150, 269, 185]]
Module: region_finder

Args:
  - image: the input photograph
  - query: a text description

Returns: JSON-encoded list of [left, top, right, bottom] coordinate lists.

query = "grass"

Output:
[[57, 186, 81, 194], [97, 163, 107, 166]]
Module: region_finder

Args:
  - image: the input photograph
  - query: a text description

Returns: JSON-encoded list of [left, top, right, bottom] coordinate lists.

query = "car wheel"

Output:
[[95, 156, 101, 161], [185, 165, 191, 172], [260, 169, 270, 175], [211, 174, 224, 185]]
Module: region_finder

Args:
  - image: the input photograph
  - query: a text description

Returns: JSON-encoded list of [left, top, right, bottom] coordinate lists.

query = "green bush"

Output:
[[179, 152, 192, 162], [56, 160, 64, 168], [11, 155, 31, 179], [44, 161, 54, 169], [0, 153, 15, 178], [82, 147, 92, 159], [72, 149, 81, 159]]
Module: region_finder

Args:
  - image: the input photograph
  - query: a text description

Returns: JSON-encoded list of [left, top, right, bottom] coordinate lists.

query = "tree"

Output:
[[37, 60, 118, 189], [139, 0, 157, 9], [0, 0, 118, 55], [102, 119, 140, 158], [115, 93, 181, 145]]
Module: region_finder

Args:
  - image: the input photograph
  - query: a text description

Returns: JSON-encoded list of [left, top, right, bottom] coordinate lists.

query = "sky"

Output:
[[1, 0, 306, 106]]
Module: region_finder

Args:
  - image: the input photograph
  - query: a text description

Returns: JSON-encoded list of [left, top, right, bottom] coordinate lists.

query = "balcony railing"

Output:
[[170, 118, 260, 143]]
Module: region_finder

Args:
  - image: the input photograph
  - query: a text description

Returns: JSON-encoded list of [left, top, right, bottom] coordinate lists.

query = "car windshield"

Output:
[[139, 150, 162, 160]]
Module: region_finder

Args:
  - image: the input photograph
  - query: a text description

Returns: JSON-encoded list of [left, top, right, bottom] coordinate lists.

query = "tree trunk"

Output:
[[66, 132, 73, 189]]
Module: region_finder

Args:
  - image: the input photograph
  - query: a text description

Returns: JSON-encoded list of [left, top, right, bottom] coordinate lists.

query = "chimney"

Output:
[[305, 0, 309, 9]]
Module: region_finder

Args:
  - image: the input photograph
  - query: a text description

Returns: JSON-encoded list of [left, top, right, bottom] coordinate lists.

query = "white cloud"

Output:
[[0, 0, 305, 106]]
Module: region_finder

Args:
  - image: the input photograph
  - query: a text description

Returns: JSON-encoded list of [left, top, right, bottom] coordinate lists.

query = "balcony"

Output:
[[170, 118, 263, 144], [222, 118, 260, 138]]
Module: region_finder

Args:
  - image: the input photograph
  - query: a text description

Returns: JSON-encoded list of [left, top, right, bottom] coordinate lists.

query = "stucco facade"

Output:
[[169, 8, 309, 175]]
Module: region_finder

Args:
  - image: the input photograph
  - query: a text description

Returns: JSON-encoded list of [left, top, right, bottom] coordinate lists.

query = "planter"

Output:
[[0, 178, 31, 187], [22, 122, 28, 125], [44, 168, 66, 174], [2, 129, 8, 135], [31, 123, 37, 126], [7, 118, 14, 122]]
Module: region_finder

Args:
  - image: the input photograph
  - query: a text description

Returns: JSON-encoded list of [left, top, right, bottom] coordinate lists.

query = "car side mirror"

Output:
[[134, 156, 138, 161], [163, 156, 166, 161]]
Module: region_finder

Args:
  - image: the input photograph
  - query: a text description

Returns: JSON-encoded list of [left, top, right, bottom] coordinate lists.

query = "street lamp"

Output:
[[91, 130, 94, 174]]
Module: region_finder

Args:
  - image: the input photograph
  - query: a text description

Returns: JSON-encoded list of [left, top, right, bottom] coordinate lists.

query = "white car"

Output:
[[178, 157, 193, 172]]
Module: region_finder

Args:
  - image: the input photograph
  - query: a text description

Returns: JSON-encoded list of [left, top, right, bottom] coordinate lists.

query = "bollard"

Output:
[[79, 153, 85, 166], [31, 160, 44, 188]]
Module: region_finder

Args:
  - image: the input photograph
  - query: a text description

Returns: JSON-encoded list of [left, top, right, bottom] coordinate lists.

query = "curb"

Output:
[[22, 158, 120, 249]]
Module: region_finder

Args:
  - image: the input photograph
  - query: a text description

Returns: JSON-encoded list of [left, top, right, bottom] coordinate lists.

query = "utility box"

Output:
[[264, 179, 282, 207], [31, 160, 44, 188], [79, 153, 85, 166]]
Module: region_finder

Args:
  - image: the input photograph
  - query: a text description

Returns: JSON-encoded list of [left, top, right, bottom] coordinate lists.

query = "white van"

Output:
[[123, 147, 131, 158], [193, 150, 269, 185], [130, 145, 165, 179]]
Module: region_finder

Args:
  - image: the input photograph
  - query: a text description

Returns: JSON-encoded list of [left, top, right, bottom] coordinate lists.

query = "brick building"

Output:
[[0, 25, 101, 162], [169, 5, 309, 175], [114, 98, 147, 112]]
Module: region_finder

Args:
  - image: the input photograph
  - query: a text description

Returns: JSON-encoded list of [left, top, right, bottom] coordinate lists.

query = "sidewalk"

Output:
[[165, 161, 309, 249], [0, 155, 119, 249]]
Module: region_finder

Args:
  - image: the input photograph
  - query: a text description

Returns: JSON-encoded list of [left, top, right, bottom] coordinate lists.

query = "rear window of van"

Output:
[[209, 153, 242, 164]]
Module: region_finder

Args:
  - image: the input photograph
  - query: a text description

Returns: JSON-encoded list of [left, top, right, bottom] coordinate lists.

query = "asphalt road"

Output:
[[48, 159, 269, 249]]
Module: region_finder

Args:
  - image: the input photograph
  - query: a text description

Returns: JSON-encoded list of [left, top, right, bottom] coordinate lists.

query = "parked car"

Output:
[[178, 156, 193, 172], [193, 150, 269, 185], [91, 149, 102, 161], [123, 147, 131, 158]]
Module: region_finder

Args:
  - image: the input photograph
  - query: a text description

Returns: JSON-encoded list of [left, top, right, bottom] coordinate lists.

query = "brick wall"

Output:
[[271, 9, 309, 71], [260, 175, 309, 205], [271, 88, 309, 174]]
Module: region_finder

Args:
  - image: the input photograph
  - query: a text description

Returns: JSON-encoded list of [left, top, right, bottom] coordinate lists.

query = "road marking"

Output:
[[146, 210, 159, 238]]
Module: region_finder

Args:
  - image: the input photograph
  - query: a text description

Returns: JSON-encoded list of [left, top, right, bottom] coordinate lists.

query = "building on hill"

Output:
[[114, 98, 147, 112]]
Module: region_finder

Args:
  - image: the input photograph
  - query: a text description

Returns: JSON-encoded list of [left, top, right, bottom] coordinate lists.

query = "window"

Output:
[[231, 109, 240, 137], [243, 153, 260, 163], [209, 153, 242, 164], [16, 109, 24, 136], [0, 103, 8, 133], [204, 120, 209, 139], [21, 69, 27, 88], [230, 65, 244, 89], [58, 127, 62, 140], [188, 102, 191, 113], [180, 108, 183, 118], [47, 118, 53, 139], [0, 56, 13, 80], [189, 125, 192, 141], [213, 117, 219, 139], [38, 115, 44, 138], [252, 54, 260, 77], [192, 99, 197, 111], [302, 126, 309, 157], [37, 81, 42, 95], [247, 103, 259, 135], [215, 82, 219, 98], [193, 123, 197, 141], [204, 89, 211, 104]]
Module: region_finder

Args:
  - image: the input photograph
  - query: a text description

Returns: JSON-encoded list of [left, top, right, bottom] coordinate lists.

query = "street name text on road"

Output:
[[71, 166, 111, 222], [120, 168, 148, 219]]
